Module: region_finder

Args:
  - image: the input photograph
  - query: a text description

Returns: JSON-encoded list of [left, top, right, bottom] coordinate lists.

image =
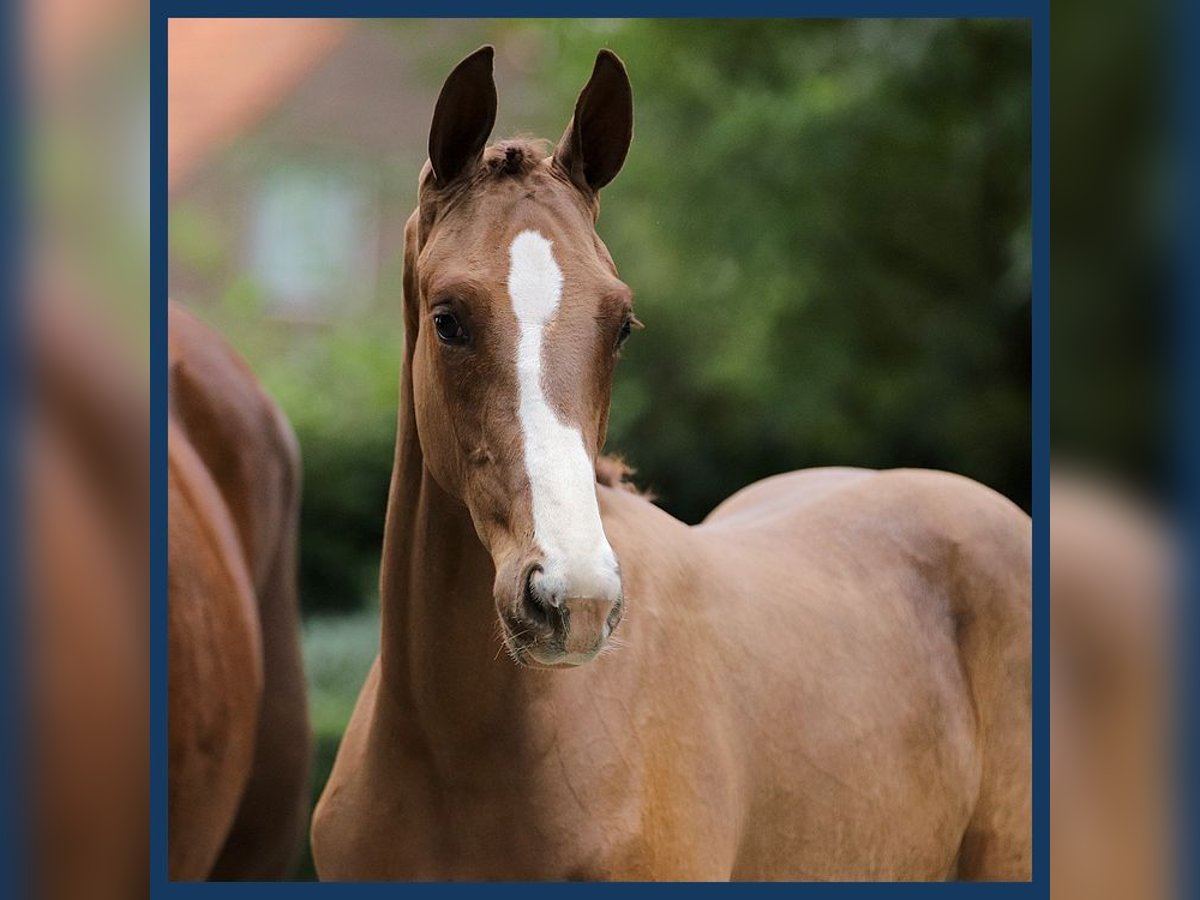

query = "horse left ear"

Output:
[[554, 50, 633, 194], [429, 45, 497, 186]]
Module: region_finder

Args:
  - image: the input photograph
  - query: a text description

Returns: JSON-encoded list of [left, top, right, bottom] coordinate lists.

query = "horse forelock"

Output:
[[416, 138, 595, 242], [483, 138, 552, 178]]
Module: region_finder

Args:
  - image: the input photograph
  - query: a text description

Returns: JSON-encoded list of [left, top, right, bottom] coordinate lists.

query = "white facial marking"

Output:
[[507, 230, 620, 602]]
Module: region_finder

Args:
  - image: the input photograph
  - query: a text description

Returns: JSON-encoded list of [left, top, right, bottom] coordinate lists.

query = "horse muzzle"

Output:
[[499, 559, 624, 667]]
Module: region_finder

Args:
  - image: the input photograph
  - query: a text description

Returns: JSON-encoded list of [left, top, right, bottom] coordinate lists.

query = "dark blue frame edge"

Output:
[[3, 0, 26, 896], [149, 2, 1050, 896]]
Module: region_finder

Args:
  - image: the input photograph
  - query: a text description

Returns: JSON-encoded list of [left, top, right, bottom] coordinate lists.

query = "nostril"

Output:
[[522, 565, 557, 626], [605, 600, 623, 632]]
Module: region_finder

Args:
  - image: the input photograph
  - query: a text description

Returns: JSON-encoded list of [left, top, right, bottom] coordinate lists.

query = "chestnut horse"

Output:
[[313, 48, 1031, 881], [168, 305, 311, 880]]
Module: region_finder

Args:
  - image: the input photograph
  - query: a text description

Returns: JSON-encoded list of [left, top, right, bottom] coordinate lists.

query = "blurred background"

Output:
[[1050, 2, 1177, 899], [167, 18, 1031, 878]]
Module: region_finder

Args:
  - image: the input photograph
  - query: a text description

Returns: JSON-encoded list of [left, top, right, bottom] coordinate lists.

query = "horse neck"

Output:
[[377, 354, 539, 752]]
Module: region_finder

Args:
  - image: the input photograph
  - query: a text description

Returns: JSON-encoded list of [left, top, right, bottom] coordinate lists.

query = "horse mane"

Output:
[[595, 454, 652, 499]]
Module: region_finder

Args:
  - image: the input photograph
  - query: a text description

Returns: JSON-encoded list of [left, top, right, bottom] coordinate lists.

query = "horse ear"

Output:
[[554, 50, 633, 194], [429, 46, 497, 186]]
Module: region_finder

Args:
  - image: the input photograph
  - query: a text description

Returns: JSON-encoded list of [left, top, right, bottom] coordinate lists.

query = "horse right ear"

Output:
[[428, 46, 497, 186], [553, 50, 633, 195]]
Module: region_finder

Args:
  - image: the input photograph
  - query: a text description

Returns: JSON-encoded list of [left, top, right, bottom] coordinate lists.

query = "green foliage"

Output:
[[302, 611, 379, 746], [272, 327, 400, 614], [169, 204, 228, 275], [539, 19, 1031, 521]]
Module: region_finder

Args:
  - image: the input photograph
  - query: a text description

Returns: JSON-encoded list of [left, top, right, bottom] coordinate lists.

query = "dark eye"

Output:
[[615, 318, 634, 351], [433, 311, 469, 345]]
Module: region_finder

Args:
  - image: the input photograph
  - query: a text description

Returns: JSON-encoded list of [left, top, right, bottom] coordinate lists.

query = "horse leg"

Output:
[[953, 546, 1032, 880]]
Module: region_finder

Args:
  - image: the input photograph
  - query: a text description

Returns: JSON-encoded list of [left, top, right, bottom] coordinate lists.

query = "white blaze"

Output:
[[506, 230, 620, 601]]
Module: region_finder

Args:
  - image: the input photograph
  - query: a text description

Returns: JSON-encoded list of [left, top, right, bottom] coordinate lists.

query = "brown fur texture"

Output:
[[1050, 475, 1170, 900], [28, 292, 150, 900], [167, 422, 264, 880], [312, 47, 1031, 881], [168, 304, 311, 880]]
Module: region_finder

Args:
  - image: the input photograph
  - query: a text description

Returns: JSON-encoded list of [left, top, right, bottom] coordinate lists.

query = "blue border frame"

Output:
[[1176, 0, 1200, 895], [1, 0, 25, 897], [152, 9, 170, 895], [151, 3, 1048, 895]]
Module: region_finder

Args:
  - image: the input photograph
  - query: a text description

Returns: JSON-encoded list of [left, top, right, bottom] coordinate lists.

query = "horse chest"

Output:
[[345, 713, 737, 881]]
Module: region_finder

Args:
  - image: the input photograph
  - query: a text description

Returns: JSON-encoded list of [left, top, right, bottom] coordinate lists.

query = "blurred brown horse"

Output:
[[168, 305, 311, 880], [313, 48, 1031, 880], [30, 292, 150, 900], [1050, 474, 1171, 900]]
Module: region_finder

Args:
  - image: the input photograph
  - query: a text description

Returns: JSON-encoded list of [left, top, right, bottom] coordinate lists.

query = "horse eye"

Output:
[[615, 318, 633, 351], [433, 311, 468, 345]]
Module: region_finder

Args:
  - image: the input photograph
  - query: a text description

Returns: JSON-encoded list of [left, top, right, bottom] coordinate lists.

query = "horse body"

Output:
[[168, 420, 264, 879], [168, 304, 311, 880], [313, 47, 1030, 881], [695, 469, 1030, 879], [317, 462, 1028, 880]]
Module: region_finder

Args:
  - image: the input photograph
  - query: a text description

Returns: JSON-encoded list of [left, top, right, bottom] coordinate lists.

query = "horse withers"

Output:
[[312, 47, 1031, 881]]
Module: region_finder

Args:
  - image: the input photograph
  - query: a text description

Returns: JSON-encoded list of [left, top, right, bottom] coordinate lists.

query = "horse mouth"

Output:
[[517, 652, 587, 670], [498, 611, 601, 669]]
